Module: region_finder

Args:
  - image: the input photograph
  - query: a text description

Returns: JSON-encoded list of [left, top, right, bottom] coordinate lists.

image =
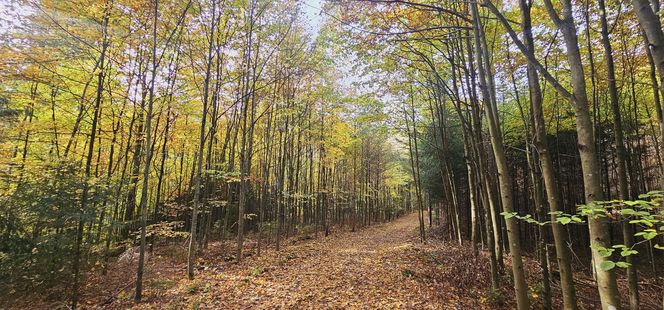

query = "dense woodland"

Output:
[[1, 0, 664, 309]]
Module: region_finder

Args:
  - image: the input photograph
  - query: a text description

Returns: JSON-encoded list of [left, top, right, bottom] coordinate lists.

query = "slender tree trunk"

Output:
[[236, 0, 257, 262], [135, 0, 159, 301], [485, 1, 620, 307], [471, 4, 529, 309], [630, 1, 664, 306], [598, 1, 638, 308], [188, 0, 216, 279], [71, 8, 109, 308]]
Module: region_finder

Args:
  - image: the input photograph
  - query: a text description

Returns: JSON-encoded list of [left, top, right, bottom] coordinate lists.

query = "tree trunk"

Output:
[[188, 0, 216, 279], [598, 0, 638, 308], [471, 4, 529, 309], [135, 0, 159, 301]]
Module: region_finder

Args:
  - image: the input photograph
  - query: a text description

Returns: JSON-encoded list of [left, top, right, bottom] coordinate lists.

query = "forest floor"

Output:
[[24, 213, 661, 309]]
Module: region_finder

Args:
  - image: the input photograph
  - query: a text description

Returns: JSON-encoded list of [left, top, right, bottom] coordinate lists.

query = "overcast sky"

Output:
[[302, 0, 323, 38]]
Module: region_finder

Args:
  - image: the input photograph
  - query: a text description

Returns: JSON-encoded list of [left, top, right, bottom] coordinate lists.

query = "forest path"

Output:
[[151, 213, 466, 309]]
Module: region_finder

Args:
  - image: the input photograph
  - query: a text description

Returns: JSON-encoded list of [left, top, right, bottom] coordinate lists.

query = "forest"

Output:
[[1, 0, 664, 308]]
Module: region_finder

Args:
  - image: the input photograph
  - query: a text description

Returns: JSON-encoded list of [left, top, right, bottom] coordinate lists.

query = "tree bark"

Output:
[[188, 0, 216, 279], [518, 1, 578, 308], [471, 4, 529, 309]]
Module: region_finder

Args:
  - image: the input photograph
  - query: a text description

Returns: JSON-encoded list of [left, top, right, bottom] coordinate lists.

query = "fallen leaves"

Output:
[[86, 214, 468, 309], [19, 213, 661, 309]]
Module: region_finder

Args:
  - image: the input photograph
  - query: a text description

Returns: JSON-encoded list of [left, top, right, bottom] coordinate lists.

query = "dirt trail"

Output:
[[100, 213, 465, 309], [72, 213, 510, 309], [196, 213, 449, 309]]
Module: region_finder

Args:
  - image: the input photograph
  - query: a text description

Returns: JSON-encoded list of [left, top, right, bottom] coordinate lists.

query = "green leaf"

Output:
[[598, 248, 614, 258], [592, 245, 614, 258], [501, 212, 517, 219], [615, 262, 631, 268], [630, 219, 654, 227], [600, 261, 616, 271], [620, 249, 638, 257], [620, 209, 635, 216], [636, 229, 658, 240], [558, 217, 571, 225]]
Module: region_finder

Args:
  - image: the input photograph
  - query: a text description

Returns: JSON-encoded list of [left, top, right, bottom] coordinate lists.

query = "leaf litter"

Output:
[[25, 213, 661, 309]]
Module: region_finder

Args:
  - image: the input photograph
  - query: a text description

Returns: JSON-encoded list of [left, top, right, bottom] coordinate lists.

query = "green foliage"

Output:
[[506, 191, 664, 271], [144, 221, 188, 240], [0, 161, 116, 293], [549, 211, 584, 225], [251, 266, 264, 276], [500, 211, 557, 226], [418, 118, 466, 201], [599, 261, 616, 271]]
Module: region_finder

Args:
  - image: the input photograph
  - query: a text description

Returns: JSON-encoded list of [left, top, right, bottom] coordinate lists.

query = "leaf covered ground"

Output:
[[19, 213, 661, 309]]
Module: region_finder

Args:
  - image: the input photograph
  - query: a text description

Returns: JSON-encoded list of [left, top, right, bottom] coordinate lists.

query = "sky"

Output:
[[0, 0, 31, 37], [301, 0, 324, 38]]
